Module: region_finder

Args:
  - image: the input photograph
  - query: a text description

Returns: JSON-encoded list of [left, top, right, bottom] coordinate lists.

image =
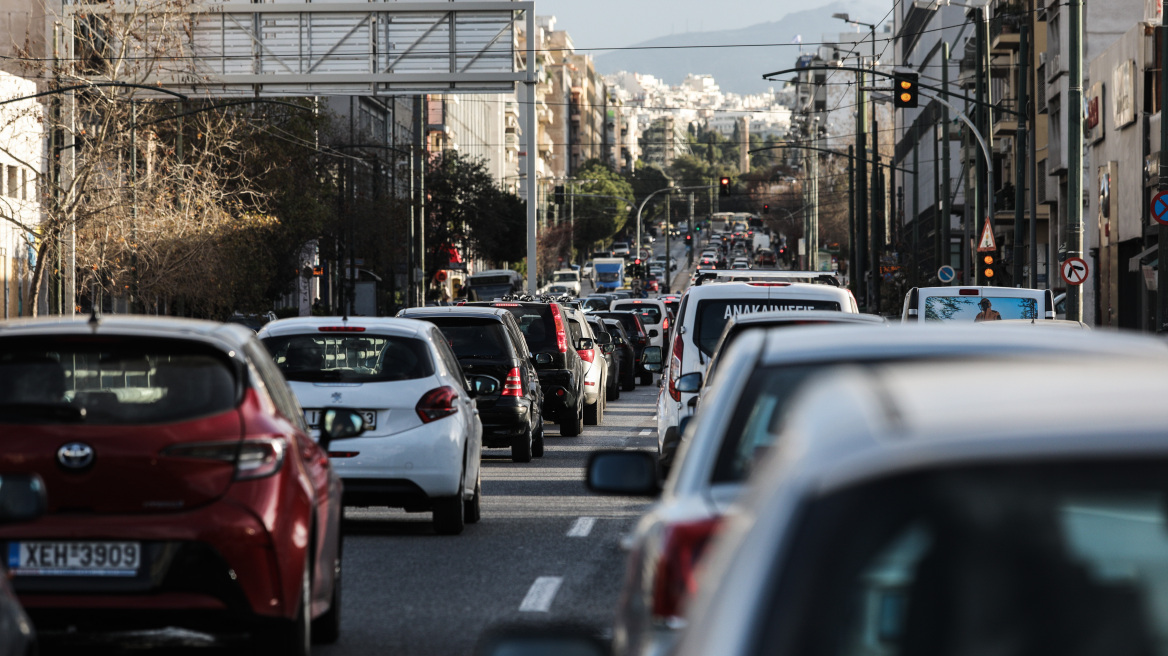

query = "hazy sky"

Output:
[[534, 0, 841, 51]]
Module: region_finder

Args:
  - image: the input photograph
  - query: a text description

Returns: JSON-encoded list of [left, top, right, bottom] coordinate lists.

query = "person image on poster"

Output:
[[975, 298, 1001, 322]]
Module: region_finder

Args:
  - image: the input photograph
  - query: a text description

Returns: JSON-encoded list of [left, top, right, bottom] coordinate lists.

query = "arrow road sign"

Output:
[[937, 265, 956, 283], [1060, 257, 1089, 286], [1152, 190, 1168, 225]]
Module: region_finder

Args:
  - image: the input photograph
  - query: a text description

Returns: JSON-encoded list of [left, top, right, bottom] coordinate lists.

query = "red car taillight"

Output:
[[652, 516, 722, 621], [668, 333, 684, 401], [550, 304, 569, 353], [502, 367, 524, 397], [577, 348, 596, 363], [162, 438, 287, 481], [416, 386, 459, 423]]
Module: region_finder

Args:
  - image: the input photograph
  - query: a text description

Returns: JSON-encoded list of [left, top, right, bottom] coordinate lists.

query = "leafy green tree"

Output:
[[570, 159, 635, 253]]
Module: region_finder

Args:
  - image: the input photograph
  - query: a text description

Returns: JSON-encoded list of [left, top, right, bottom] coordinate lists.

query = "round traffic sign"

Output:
[[1060, 256, 1089, 286], [937, 265, 956, 283], [1152, 190, 1168, 225]]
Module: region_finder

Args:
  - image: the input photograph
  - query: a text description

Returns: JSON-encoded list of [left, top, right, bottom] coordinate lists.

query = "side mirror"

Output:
[[641, 346, 663, 372], [533, 352, 554, 365], [0, 474, 46, 524], [466, 374, 501, 398], [675, 371, 702, 393], [577, 338, 595, 351], [594, 332, 612, 345], [648, 329, 659, 338], [600, 344, 615, 354], [319, 407, 369, 449], [586, 450, 660, 496]]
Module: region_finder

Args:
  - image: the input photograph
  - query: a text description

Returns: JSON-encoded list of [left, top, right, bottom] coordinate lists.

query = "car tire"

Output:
[[532, 420, 545, 457], [584, 398, 600, 425], [464, 474, 482, 524], [606, 379, 620, 402], [433, 489, 465, 536], [511, 428, 533, 463], [311, 543, 342, 645], [622, 372, 636, 392], [265, 558, 312, 656], [560, 402, 584, 437], [639, 372, 653, 386]]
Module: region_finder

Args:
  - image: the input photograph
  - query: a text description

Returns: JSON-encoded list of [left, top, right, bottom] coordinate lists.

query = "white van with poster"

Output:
[[901, 286, 1056, 323], [651, 281, 858, 473]]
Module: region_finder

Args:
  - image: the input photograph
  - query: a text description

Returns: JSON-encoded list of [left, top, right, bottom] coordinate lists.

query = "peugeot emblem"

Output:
[[331, 392, 342, 403], [57, 442, 95, 470]]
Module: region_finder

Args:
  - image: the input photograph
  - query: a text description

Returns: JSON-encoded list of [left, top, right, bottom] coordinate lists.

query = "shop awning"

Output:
[[1129, 243, 1160, 273]]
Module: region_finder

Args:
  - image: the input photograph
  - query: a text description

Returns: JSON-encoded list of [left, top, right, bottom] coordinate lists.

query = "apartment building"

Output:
[[0, 70, 44, 317]]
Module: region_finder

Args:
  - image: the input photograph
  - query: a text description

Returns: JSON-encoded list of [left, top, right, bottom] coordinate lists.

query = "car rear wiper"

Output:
[[0, 403, 87, 422]]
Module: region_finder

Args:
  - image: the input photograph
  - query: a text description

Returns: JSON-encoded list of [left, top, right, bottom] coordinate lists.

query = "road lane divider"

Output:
[[639, 429, 652, 436], [519, 576, 563, 612], [567, 517, 596, 537]]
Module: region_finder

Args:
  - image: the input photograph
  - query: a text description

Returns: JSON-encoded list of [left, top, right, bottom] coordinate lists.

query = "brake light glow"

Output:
[[747, 282, 790, 287], [577, 348, 596, 363], [502, 368, 524, 397], [668, 333, 685, 401], [958, 289, 981, 295], [494, 303, 521, 307], [550, 304, 569, 353], [652, 516, 722, 621], [162, 438, 287, 481], [318, 326, 366, 332], [416, 386, 459, 423]]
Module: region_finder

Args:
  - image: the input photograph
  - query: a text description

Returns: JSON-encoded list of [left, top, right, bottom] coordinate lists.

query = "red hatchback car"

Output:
[[0, 317, 344, 653]]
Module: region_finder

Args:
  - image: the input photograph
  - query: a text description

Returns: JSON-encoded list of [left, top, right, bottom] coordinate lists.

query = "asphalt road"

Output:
[[319, 385, 659, 656]]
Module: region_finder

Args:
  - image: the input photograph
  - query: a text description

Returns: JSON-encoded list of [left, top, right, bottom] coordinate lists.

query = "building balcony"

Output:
[[990, 19, 1020, 52], [992, 97, 1020, 136]]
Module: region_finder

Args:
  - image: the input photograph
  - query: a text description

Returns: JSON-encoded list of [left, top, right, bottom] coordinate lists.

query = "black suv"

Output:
[[602, 318, 638, 392], [593, 311, 650, 385], [398, 306, 546, 461], [465, 301, 587, 437]]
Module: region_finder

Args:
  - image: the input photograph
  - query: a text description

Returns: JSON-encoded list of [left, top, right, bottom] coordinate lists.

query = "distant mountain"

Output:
[[594, 0, 890, 96]]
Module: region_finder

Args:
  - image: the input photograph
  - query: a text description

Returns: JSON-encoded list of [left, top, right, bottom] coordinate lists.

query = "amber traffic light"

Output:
[[893, 73, 919, 109]]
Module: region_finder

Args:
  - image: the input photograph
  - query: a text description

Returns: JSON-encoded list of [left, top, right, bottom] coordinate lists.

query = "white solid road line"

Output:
[[519, 576, 563, 612], [639, 429, 652, 436], [567, 516, 597, 538]]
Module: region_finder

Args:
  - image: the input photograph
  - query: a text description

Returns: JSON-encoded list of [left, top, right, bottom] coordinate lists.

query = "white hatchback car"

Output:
[[259, 317, 486, 535]]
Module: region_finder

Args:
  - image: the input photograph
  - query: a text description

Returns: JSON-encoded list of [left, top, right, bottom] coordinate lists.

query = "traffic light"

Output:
[[893, 73, 919, 109], [554, 185, 565, 205], [685, 234, 692, 244], [719, 177, 731, 197], [763, 204, 770, 214], [980, 251, 997, 284]]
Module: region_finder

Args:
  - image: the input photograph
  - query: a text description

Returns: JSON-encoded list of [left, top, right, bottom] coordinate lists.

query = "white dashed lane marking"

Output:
[[519, 576, 563, 612], [567, 517, 596, 537]]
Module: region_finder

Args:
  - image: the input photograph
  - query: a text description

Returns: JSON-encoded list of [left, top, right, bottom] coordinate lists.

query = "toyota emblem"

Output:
[[57, 442, 95, 470]]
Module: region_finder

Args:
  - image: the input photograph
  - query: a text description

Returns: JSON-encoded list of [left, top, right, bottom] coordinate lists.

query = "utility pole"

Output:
[[664, 189, 671, 291], [871, 134, 882, 312], [417, 96, 427, 304], [941, 42, 953, 279], [1012, 21, 1029, 287], [1066, 0, 1084, 319], [569, 178, 575, 263], [1158, 1, 1168, 328], [912, 125, 919, 287], [848, 146, 856, 291], [973, 8, 987, 285], [856, 67, 869, 308], [1029, 35, 1039, 289], [810, 118, 820, 271]]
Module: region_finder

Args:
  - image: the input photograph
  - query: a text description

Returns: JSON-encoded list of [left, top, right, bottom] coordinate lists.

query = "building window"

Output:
[[6, 166, 15, 199]]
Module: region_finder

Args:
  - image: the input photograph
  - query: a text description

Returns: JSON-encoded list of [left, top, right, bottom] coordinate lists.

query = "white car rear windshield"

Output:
[[611, 303, 662, 325], [263, 334, 434, 382], [924, 295, 1039, 321], [695, 298, 841, 356]]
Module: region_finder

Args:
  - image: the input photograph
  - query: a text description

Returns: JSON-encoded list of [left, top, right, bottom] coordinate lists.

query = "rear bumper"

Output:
[[478, 399, 533, 447], [1, 500, 285, 627], [329, 416, 466, 500], [537, 369, 580, 420]]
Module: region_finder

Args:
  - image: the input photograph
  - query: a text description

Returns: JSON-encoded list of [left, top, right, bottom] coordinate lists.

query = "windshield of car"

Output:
[[553, 272, 578, 283], [767, 461, 1168, 656], [421, 319, 511, 360], [924, 295, 1039, 321], [263, 334, 434, 382], [597, 271, 621, 283], [492, 304, 557, 352], [694, 298, 842, 357], [582, 297, 610, 311], [611, 302, 663, 325], [0, 337, 239, 424]]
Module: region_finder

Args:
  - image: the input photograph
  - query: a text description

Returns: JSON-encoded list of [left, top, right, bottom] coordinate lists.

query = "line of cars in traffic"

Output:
[[479, 271, 1167, 656], [0, 285, 675, 652]]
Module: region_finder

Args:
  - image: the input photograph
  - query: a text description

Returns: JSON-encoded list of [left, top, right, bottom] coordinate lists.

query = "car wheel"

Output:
[[532, 419, 545, 457], [606, 379, 620, 402], [311, 543, 342, 644], [511, 427, 533, 463], [584, 398, 600, 425], [560, 402, 584, 437], [464, 474, 482, 524], [433, 487, 466, 536], [266, 558, 312, 656], [622, 372, 636, 392]]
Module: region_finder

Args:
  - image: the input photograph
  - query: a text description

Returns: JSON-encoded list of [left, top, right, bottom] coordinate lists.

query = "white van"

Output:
[[902, 286, 1056, 322], [550, 269, 582, 296], [652, 282, 859, 472]]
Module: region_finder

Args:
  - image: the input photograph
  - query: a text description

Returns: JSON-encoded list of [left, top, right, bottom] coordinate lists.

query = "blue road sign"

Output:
[[937, 265, 956, 283], [1152, 190, 1168, 225]]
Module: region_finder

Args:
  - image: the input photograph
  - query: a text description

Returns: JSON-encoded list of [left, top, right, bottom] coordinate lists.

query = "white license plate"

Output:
[[304, 409, 377, 430], [8, 541, 141, 577]]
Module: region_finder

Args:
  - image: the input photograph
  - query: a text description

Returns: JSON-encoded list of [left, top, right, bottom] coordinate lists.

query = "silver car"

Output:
[[598, 324, 1168, 656]]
